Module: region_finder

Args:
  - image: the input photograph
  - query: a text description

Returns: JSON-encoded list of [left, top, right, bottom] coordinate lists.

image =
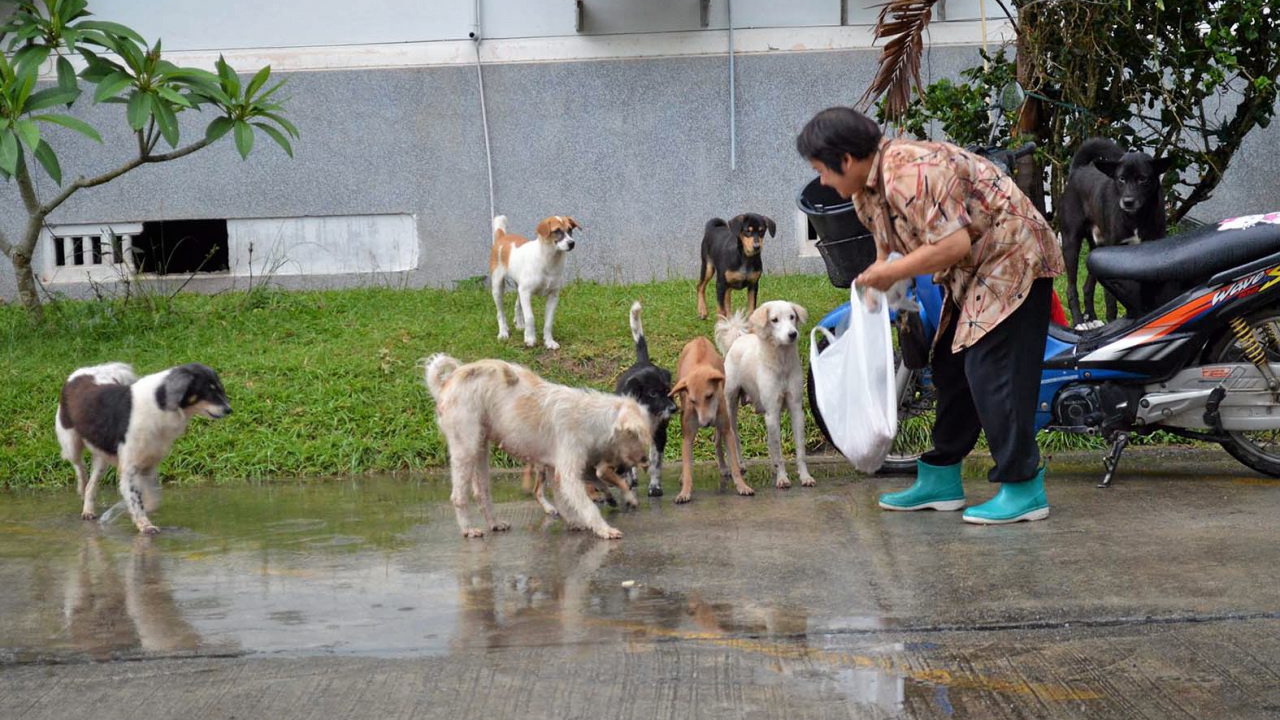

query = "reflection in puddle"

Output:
[[0, 477, 908, 712]]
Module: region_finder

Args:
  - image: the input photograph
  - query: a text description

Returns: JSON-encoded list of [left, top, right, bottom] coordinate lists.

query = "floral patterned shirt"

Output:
[[852, 138, 1065, 353]]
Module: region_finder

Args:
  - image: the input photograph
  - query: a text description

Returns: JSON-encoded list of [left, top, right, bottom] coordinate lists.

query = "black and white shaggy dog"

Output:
[[615, 301, 677, 497], [55, 362, 232, 534], [1059, 137, 1172, 328], [696, 213, 776, 320]]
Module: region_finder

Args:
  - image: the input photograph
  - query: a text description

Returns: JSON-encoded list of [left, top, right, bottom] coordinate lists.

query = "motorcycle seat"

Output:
[[1087, 218, 1280, 283]]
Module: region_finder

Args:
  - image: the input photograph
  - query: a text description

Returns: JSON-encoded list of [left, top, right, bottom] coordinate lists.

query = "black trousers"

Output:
[[921, 278, 1052, 483]]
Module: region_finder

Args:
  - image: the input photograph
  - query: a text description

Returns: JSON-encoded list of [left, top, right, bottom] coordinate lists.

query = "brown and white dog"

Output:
[[55, 362, 232, 534], [489, 214, 581, 350], [425, 354, 650, 539], [717, 301, 815, 490], [669, 337, 752, 504]]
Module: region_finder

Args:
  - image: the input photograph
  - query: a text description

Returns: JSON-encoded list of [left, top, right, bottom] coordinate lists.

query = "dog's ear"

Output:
[[728, 214, 746, 239], [669, 378, 688, 398], [762, 215, 776, 237], [1152, 156, 1174, 176], [535, 217, 555, 238], [707, 370, 725, 388], [155, 366, 195, 411], [567, 216, 582, 232], [748, 305, 771, 333], [1093, 158, 1120, 179], [791, 302, 809, 325]]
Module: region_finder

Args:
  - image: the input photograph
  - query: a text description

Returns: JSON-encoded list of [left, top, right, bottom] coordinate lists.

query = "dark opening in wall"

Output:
[[133, 219, 230, 275]]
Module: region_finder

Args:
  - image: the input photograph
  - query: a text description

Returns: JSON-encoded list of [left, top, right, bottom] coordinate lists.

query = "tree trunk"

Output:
[[1014, 6, 1048, 216], [12, 243, 42, 322]]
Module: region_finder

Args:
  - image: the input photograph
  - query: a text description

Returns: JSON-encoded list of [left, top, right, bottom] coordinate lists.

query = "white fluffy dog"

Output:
[[716, 300, 815, 489], [424, 354, 651, 539]]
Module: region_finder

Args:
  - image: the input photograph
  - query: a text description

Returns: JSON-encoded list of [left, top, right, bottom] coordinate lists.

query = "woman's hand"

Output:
[[856, 259, 901, 292]]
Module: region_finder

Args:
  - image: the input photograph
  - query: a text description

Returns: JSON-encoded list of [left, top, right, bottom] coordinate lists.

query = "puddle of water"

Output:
[[0, 473, 810, 654]]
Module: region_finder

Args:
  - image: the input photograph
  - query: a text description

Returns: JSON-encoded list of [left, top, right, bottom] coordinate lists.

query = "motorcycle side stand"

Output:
[[1098, 431, 1130, 488]]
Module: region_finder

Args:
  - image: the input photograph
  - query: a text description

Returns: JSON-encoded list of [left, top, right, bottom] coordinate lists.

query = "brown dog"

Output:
[[669, 337, 752, 503]]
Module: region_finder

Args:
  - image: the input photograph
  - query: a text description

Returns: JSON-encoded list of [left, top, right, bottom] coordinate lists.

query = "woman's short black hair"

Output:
[[796, 107, 883, 171]]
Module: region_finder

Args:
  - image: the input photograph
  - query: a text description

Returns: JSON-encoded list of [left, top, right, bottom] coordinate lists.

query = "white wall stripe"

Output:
[[39, 20, 1014, 77]]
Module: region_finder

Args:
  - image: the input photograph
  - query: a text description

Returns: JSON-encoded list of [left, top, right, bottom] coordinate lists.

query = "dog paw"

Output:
[[800, 476, 817, 487], [524, 338, 537, 348], [462, 528, 486, 538], [81, 511, 97, 521], [497, 330, 510, 340], [544, 339, 560, 351], [736, 485, 756, 497], [776, 478, 792, 490], [595, 526, 623, 540], [1074, 319, 1105, 331], [674, 492, 692, 504], [491, 521, 511, 532], [622, 493, 640, 509], [648, 484, 664, 497], [138, 524, 160, 535]]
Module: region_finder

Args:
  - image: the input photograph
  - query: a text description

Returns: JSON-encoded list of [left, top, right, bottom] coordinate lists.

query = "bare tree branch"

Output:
[[38, 137, 212, 217]]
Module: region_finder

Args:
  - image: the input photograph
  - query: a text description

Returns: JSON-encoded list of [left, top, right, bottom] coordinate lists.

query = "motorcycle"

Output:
[[799, 90, 1280, 485]]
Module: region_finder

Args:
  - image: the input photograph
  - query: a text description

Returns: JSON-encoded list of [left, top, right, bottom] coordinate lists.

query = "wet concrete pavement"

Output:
[[1, 447, 1278, 718]]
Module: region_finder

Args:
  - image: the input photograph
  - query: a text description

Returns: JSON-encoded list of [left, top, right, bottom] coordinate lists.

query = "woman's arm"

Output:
[[856, 228, 970, 292]]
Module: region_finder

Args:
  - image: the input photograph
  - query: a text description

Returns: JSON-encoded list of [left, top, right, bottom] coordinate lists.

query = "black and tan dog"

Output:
[[696, 213, 776, 320]]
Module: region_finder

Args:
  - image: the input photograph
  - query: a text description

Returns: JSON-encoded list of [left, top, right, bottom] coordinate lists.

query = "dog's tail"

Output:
[[704, 218, 727, 234], [1070, 138, 1124, 171], [492, 215, 508, 243], [424, 353, 461, 399], [714, 311, 749, 354], [629, 301, 651, 365]]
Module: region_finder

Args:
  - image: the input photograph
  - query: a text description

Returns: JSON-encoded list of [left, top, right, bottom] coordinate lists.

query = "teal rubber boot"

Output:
[[878, 460, 965, 512], [962, 467, 1049, 524]]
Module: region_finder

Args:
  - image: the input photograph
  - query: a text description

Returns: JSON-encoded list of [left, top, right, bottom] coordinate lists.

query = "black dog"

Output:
[[697, 213, 775, 320], [616, 301, 677, 497], [1059, 138, 1172, 328]]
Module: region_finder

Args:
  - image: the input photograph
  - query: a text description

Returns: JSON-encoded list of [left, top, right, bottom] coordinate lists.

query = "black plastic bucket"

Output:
[[796, 177, 876, 288]]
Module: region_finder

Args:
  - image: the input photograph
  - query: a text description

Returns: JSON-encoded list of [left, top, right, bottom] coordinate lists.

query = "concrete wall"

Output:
[[0, 35, 1001, 300], [3, 5, 1279, 303]]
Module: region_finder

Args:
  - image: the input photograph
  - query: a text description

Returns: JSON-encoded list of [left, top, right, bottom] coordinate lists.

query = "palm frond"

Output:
[[859, 0, 940, 119]]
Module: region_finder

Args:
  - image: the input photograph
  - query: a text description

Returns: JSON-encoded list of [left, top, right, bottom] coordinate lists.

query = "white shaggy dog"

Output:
[[716, 301, 815, 489], [489, 214, 581, 350], [55, 362, 232, 533], [424, 354, 651, 539]]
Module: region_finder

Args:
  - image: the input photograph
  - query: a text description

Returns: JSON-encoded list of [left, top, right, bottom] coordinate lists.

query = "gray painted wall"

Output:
[[3, 41, 1279, 303]]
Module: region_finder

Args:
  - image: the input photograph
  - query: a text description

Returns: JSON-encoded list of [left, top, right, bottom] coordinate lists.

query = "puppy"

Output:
[[1059, 138, 1172, 328], [525, 462, 636, 516], [55, 362, 232, 534], [615, 301, 677, 496], [717, 301, 815, 490], [669, 337, 752, 504], [425, 354, 650, 539], [697, 213, 776, 320], [489, 214, 581, 350]]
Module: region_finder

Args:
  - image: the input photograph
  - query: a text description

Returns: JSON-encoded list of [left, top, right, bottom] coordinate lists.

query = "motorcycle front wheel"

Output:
[[806, 322, 936, 475], [1209, 308, 1280, 477]]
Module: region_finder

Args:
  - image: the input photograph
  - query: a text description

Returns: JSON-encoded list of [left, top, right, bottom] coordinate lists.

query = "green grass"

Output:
[[0, 258, 1194, 490], [0, 275, 848, 489]]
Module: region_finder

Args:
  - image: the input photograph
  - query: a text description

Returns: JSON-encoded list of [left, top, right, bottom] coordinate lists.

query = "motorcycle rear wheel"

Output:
[[1210, 308, 1280, 477]]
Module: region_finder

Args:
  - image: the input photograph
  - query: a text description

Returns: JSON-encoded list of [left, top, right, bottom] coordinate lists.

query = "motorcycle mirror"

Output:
[[998, 82, 1026, 113]]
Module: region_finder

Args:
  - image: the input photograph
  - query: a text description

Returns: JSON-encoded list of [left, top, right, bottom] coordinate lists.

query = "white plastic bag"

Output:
[[809, 284, 899, 473]]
